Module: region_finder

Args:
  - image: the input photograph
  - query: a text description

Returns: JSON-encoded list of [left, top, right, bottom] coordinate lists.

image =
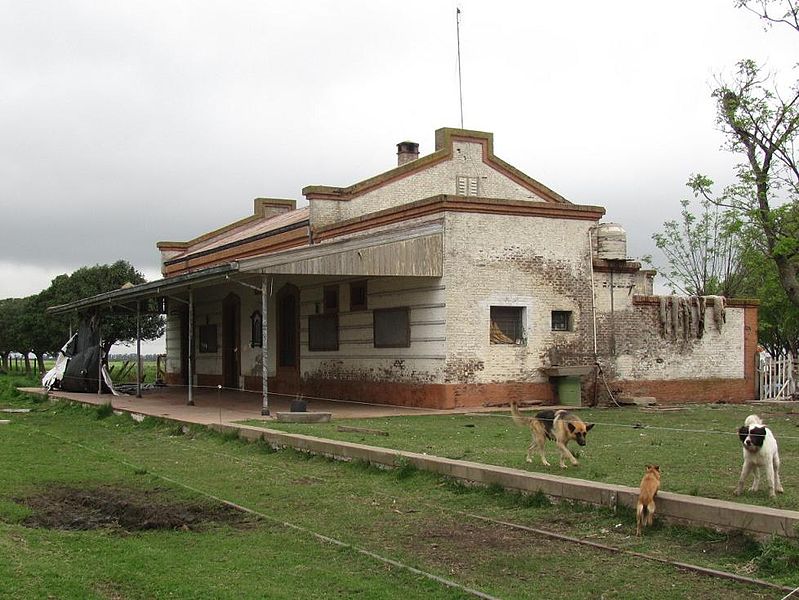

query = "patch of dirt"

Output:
[[398, 517, 536, 575], [17, 484, 254, 532]]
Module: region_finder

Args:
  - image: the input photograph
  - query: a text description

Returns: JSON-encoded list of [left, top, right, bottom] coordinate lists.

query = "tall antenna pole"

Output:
[[456, 7, 464, 129]]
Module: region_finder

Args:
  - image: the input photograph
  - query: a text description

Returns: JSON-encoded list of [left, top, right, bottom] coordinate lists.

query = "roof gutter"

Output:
[[48, 262, 239, 315]]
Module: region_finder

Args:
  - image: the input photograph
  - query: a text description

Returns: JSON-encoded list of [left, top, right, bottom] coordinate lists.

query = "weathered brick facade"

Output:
[[160, 127, 757, 408]]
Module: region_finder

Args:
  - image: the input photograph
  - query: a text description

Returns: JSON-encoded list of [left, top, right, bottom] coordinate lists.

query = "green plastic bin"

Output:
[[557, 376, 582, 406]]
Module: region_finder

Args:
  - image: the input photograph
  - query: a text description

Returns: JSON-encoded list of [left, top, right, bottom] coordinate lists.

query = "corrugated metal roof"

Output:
[[171, 207, 310, 261]]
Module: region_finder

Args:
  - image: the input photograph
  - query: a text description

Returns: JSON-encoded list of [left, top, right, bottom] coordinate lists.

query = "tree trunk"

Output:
[[35, 353, 45, 375], [23, 353, 31, 374], [775, 256, 799, 308]]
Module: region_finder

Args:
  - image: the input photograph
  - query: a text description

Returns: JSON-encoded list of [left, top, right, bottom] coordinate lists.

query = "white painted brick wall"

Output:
[[443, 211, 594, 384], [300, 276, 446, 382], [613, 307, 745, 380], [311, 141, 544, 228]]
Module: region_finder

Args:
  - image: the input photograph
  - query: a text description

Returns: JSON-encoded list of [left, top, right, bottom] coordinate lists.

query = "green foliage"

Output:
[[650, 185, 746, 296], [654, 2, 799, 309], [95, 403, 114, 420], [0, 261, 164, 373], [738, 241, 799, 355], [754, 536, 799, 577]]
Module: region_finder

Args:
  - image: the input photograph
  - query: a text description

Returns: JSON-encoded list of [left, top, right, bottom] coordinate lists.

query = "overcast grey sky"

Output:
[[2, 0, 796, 307]]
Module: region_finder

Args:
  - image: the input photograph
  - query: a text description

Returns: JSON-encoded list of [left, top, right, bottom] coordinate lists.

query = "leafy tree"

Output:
[[0, 297, 26, 371], [692, 1, 799, 307], [740, 244, 799, 357], [1, 261, 163, 375], [44, 260, 164, 359], [650, 178, 747, 296]]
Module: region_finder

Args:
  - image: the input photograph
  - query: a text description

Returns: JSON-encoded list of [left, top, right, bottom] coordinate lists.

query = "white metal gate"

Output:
[[758, 353, 796, 401]]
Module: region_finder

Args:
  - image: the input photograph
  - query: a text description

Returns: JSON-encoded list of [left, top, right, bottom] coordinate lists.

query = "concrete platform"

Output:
[[276, 411, 332, 423]]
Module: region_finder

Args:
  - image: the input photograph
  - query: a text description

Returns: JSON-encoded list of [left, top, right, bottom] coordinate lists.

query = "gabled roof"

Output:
[[302, 127, 570, 204]]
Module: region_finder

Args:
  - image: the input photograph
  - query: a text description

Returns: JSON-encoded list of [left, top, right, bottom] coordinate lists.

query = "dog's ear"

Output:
[[567, 422, 576, 433], [645, 464, 651, 470], [737, 426, 749, 443], [653, 465, 660, 471], [585, 423, 595, 431]]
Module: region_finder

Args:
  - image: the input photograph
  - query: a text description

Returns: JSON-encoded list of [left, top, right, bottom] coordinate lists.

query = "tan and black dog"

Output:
[[510, 401, 594, 468], [636, 464, 661, 536]]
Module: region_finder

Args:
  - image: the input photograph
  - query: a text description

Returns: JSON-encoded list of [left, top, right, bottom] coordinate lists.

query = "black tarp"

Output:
[[57, 319, 112, 393]]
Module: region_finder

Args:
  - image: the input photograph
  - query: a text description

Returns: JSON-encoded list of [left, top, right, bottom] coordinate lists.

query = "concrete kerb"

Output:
[[26, 392, 799, 540], [229, 424, 799, 539]]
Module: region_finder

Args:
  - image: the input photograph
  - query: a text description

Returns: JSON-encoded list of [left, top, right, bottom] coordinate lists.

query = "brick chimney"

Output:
[[396, 141, 419, 166]]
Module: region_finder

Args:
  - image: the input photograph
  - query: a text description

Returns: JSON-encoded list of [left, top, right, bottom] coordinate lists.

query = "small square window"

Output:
[[350, 280, 367, 311], [198, 324, 218, 353], [323, 285, 339, 314], [374, 307, 410, 348], [490, 306, 524, 344], [309, 314, 338, 351], [551, 311, 573, 332]]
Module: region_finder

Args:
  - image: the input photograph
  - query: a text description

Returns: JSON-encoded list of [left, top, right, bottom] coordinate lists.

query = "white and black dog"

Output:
[[735, 414, 783, 498]]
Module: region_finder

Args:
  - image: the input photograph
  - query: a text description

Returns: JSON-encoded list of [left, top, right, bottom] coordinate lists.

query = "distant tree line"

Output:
[[0, 261, 164, 374]]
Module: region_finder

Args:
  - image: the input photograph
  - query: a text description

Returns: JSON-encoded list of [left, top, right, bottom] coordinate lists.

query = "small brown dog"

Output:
[[636, 464, 661, 536]]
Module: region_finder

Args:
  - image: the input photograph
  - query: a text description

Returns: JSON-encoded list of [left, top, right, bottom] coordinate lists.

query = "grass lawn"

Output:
[[242, 403, 799, 511], [2, 375, 799, 598]]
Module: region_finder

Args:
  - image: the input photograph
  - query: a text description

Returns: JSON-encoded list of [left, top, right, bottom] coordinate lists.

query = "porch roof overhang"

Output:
[[238, 219, 444, 277], [48, 220, 443, 315], [47, 263, 239, 315]]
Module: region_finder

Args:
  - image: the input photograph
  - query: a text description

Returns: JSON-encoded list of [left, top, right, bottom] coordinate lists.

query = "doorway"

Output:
[[276, 284, 300, 392], [222, 293, 241, 389]]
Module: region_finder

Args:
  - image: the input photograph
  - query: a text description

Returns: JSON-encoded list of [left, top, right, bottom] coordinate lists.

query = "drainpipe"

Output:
[[609, 267, 616, 356], [588, 228, 599, 406], [188, 288, 194, 406]]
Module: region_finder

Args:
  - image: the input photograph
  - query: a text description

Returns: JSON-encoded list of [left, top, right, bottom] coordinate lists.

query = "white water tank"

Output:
[[595, 222, 627, 261]]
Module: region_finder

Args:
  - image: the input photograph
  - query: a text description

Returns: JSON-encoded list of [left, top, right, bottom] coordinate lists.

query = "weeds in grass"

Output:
[[393, 458, 419, 480], [219, 429, 241, 443], [95, 403, 114, 420], [754, 536, 799, 578], [255, 438, 277, 454]]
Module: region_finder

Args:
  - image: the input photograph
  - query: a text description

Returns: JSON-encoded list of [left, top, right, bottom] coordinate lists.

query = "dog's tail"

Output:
[[509, 400, 532, 427], [636, 501, 646, 535]]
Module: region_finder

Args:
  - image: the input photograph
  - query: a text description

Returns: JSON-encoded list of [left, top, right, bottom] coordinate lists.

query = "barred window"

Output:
[[551, 311, 573, 332]]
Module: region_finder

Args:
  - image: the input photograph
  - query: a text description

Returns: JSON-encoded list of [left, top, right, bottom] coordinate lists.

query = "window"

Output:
[[309, 314, 338, 351], [350, 280, 367, 311], [551, 310, 573, 332], [323, 285, 339, 313], [490, 306, 524, 344], [198, 324, 218, 353], [374, 307, 410, 348], [250, 311, 262, 348], [456, 175, 479, 196]]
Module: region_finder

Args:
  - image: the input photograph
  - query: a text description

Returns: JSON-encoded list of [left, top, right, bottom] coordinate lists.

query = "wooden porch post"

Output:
[[136, 300, 142, 398], [188, 288, 194, 406], [97, 334, 103, 395], [261, 276, 269, 416]]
